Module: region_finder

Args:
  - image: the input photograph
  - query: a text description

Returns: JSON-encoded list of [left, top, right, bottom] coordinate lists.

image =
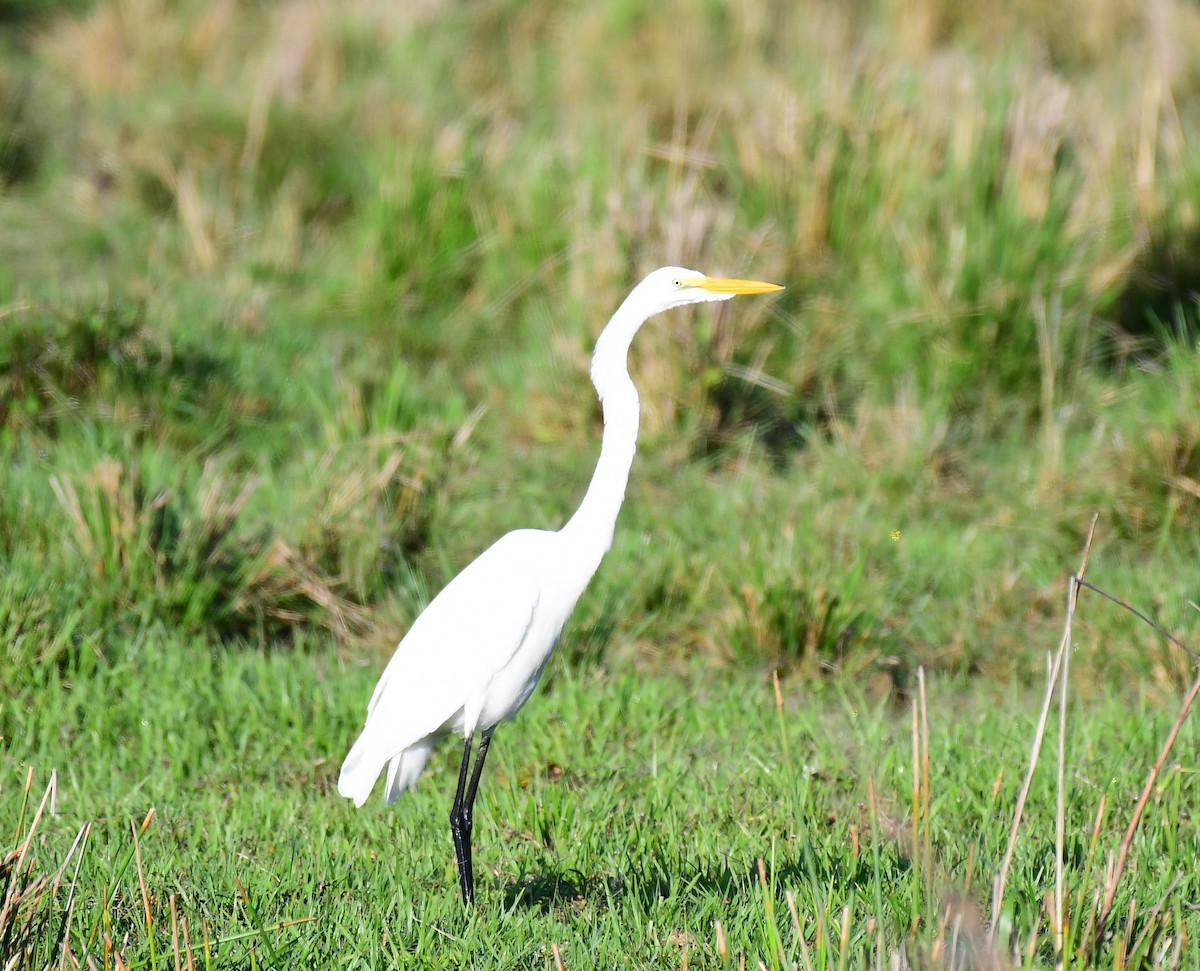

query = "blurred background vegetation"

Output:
[[3, 0, 1199, 690]]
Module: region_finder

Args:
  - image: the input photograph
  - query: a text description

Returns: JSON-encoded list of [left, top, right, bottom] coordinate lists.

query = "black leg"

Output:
[[464, 730, 494, 821], [449, 734, 475, 904], [449, 729, 495, 905]]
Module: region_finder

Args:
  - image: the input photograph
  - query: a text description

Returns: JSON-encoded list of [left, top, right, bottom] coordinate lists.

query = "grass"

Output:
[[3, 0, 1200, 965], [4, 638, 1198, 968]]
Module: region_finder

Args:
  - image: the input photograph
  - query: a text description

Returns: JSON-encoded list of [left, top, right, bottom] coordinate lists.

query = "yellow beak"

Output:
[[683, 276, 785, 295]]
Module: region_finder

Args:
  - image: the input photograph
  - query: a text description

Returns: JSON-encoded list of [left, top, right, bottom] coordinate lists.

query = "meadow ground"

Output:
[[5, 642, 1199, 969], [2, 0, 1200, 967]]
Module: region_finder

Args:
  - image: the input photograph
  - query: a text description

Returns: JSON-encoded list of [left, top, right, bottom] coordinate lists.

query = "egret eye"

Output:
[[672, 279, 682, 288]]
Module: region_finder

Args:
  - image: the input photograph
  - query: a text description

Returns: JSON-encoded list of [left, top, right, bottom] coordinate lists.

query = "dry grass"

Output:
[[2, 0, 1199, 677], [0, 773, 87, 971], [31, 0, 1200, 295], [48, 456, 367, 640]]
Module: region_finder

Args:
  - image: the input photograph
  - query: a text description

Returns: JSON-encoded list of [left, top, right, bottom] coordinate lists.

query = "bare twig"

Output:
[[1078, 794, 1108, 950], [989, 516, 1096, 942], [911, 695, 920, 875], [171, 894, 181, 971], [1049, 538, 1200, 954], [132, 816, 157, 971], [1093, 670, 1200, 948], [773, 669, 791, 768], [919, 668, 931, 883], [786, 890, 816, 971], [1075, 579, 1198, 660], [1054, 571, 1072, 962]]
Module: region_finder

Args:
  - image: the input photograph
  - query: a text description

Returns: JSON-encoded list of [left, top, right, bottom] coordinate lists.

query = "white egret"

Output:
[[338, 266, 783, 904]]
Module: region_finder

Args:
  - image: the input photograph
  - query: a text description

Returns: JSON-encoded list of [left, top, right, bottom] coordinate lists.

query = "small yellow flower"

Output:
[[890, 530, 902, 542]]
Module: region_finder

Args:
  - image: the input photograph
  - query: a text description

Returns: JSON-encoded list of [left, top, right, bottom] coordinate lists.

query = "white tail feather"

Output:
[[337, 732, 440, 808], [384, 737, 437, 804], [337, 732, 384, 807]]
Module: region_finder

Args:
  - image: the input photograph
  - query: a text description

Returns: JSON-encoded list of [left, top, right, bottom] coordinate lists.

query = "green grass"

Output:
[[3, 0, 1200, 965], [4, 647, 1198, 968], [2, 0, 1197, 682]]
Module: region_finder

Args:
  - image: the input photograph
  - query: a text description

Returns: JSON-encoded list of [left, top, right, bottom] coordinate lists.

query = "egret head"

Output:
[[637, 265, 784, 313], [595, 265, 784, 368]]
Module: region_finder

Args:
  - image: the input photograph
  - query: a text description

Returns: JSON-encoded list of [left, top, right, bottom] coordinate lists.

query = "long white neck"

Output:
[[559, 293, 649, 569]]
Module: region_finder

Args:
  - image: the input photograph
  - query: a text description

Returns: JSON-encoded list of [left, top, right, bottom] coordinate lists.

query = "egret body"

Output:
[[338, 267, 783, 904]]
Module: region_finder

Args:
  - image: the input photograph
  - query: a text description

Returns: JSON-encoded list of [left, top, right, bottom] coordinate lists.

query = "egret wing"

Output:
[[359, 529, 546, 748]]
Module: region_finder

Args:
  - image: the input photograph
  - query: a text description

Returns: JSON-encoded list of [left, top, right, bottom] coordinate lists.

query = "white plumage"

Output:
[[338, 530, 562, 806], [338, 266, 783, 903]]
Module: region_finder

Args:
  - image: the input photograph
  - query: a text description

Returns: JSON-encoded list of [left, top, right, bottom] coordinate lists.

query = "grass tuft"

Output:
[[0, 773, 86, 971], [48, 456, 364, 645]]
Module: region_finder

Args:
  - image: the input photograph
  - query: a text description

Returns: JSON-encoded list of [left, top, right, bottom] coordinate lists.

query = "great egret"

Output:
[[338, 266, 783, 904]]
